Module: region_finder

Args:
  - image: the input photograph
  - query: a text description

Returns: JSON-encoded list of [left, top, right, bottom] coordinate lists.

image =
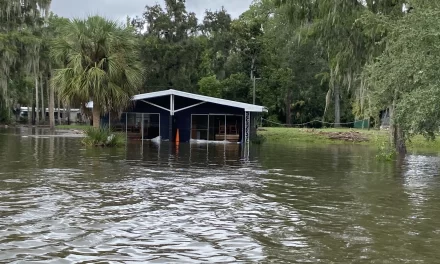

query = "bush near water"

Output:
[[82, 127, 125, 147]]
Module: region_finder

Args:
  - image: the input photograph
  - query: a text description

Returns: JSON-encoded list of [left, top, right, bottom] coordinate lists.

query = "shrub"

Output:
[[375, 137, 396, 161], [82, 126, 125, 147]]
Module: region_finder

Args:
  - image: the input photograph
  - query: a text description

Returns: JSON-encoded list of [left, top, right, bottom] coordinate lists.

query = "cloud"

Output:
[[185, 0, 253, 19], [50, 0, 253, 21]]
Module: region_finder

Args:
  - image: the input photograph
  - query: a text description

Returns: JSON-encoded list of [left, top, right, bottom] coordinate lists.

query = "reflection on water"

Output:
[[1, 127, 440, 263]]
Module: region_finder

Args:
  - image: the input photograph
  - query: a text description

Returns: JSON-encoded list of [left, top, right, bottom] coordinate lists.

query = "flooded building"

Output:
[[93, 89, 267, 144]]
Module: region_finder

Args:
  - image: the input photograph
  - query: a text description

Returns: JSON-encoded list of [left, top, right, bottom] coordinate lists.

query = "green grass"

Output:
[[258, 127, 440, 152], [258, 127, 385, 145], [56, 124, 91, 130]]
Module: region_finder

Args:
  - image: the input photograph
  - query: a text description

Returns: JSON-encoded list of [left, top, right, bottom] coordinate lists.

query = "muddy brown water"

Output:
[[1, 127, 440, 263]]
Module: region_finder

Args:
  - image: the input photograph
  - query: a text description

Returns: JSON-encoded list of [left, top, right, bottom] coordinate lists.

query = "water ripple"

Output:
[[2, 132, 440, 263]]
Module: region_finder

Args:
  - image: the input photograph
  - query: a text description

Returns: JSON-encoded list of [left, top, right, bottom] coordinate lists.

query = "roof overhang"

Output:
[[86, 89, 268, 112], [133, 89, 267, 112]]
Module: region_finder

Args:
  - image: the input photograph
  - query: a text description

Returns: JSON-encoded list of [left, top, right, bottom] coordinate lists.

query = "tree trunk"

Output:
[[285, 89, 292, 126], [92, 103, 101, 128], [27, 106, 31, 126], [14, 104, 20, 122], [67, 105, 71, 125], [250, 57, 255, 80], [49, 75, 55, 130], [388, 104, 394, 147], [27, 86, 32, 126], [35, 77, 39, 125], [394, 125, 407, 155], [40, 74, 45, 123], [389, 101, 407, 155], [63, 104, 67, 125], [334, 84, 341, 128], [57, 93, 62, 125], [32, 104, 35, 125]]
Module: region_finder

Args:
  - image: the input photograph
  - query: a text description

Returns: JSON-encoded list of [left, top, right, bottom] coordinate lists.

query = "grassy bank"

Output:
[[258, 127, 440, 152], [56, 124, 91, 130]]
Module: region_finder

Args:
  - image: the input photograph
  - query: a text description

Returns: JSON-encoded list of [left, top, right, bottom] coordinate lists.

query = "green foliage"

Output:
[[134, 1, 204, 92], [51, 16, 144, 127], [375, 139, 396, 161], [273, 0, 440, 151], [0, 0, 51, 122], [364, 7, 440, 141], [265, 115, 282, 127], [198, 75, 221, 97], [199, 73, 253, 103], [221, 73, 252, 102], [82, 126, 125, 147]]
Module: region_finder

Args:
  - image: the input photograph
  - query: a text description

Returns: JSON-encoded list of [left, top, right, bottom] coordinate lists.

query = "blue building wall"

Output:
[[104, 95, 247, 143]]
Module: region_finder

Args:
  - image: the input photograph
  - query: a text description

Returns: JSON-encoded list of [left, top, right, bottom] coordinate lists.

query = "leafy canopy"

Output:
[[364, 6, 440, 139], [51, 16, 144, 113]]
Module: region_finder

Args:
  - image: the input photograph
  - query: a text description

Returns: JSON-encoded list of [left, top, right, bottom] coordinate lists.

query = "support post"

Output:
[[170, 94, 174, 115], [169, 94, 175, 141], [169, 116, 173, 142], [141, 100, 170, 112], [224, 115, 227, 141], [141, 113, 144, 141], [241, 115, 244, 144], [174, 101, 205, 113], [125, 112, 128, 141], [245, 111, 250, 144]]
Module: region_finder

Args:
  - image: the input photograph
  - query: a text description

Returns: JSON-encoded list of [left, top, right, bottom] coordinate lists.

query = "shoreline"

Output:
[[257, 127, 440, 153], [4, 124, 439, 153]]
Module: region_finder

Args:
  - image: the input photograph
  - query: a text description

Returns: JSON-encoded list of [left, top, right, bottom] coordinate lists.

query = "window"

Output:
[[191, 115, 209, 140], [123, 113, 160, 140]]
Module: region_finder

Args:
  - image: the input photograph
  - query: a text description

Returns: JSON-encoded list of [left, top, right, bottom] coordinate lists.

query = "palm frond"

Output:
[[51, 15, 145, 115]]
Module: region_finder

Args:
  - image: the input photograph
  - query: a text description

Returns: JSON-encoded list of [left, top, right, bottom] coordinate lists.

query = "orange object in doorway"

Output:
[[175, 128, 180, 143]]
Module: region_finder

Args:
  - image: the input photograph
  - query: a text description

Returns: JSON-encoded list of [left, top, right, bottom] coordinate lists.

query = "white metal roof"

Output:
[[86, 89, 267, 112], [133, 89, 267, 112]]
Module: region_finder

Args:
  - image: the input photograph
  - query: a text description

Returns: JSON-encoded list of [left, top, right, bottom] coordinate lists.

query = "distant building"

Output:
[[19, 107, 86, 124]]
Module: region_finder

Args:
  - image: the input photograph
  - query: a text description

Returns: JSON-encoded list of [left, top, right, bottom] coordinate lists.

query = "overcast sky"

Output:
[[51, 0, 254, 21]]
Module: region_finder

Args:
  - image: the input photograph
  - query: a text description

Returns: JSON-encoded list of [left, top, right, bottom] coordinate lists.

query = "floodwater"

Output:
[[1, 128, 440, 263]]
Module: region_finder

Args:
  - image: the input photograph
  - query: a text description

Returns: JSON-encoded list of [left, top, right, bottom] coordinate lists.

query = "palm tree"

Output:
[[51, 16, 143, 128]]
